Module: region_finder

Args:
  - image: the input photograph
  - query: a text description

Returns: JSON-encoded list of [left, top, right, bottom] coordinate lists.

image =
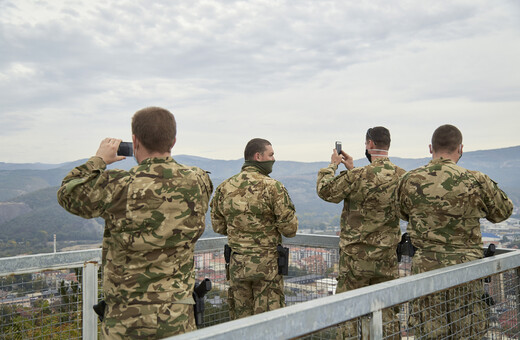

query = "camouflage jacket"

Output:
[[317, 158, 406, 259], [396, 158, 513, 271], [210, 165, 298, 258], [57, 156, 213, 305]]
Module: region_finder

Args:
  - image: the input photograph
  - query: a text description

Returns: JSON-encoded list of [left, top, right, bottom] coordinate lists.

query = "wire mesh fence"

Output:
[[1, 238, 519, 340], [193, 240, 341, 329], [288, 266, 520, 340], [0, 268, 83, 339]]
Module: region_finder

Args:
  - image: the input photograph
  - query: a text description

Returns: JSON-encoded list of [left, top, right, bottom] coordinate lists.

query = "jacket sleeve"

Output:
[[476, 172, 514, 223], [198, 170, 214, 211], [56, 156, 111, 219], [317, 163, 357, 203], [210, 186, 228, 235], [394, 175, 411, 222], [272, 181, 298, 238]]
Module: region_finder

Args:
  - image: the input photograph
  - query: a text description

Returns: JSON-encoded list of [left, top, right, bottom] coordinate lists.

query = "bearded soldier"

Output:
[[317, 126, 405, 339], [210, 138, 298, 319]]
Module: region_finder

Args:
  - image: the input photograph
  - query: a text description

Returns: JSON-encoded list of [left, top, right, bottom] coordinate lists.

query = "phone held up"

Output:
[[117, 142, 133, 157], [335, 141, 342, 155]]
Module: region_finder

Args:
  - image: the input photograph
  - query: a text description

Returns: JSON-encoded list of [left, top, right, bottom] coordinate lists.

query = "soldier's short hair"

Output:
[[431, 124, 462, 153], [244, 138, 272, 160], [132, 107, 176, 153], [366, 126, 391, 149]]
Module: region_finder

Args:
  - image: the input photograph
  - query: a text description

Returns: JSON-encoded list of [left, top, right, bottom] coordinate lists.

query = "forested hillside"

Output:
[[1, 146, 519, 257], [0, 187, 103, 257]]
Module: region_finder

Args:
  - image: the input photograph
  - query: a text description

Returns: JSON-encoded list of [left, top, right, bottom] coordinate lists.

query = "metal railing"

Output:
[[0, 249, 101, 339], [1, 235, 519, 339]]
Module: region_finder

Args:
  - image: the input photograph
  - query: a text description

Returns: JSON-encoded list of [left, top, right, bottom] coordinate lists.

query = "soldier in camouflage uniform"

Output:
[[210, 138, 298, 319], [317, 127, 405, 339], [57, 107, 213, 339], [395, 124, 513, 339]]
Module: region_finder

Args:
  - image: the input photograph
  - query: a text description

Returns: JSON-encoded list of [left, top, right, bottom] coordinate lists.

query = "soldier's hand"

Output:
[[340, 151, 354, 170], [331, 149, 343, 165], [96, 138, 126, 165]]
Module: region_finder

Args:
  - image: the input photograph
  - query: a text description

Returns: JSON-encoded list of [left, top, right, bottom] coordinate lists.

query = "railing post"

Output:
[[370, 310, 383, 339], [83, 261, 99, 340], [361, 310, 383, 340], [361, 315, 370, 339]]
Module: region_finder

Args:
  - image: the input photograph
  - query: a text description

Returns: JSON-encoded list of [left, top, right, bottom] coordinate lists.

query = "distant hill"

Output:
[[2, 187, 103, 239], [0, 186, 103, 256], [0, 146, 519, 256], [0, 160, 87, 201]]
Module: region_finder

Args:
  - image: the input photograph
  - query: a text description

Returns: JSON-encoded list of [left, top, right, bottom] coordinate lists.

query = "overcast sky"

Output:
[[1, 0, 519, 164]]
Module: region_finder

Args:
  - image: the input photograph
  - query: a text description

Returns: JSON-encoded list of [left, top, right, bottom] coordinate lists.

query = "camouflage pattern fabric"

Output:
[[335, 254, 401, 339], [103, 302, 196, 339], [317, 158, 405, 263], [395, 157, 513, 339], [335, 254, 400, 338], [211, 165, 298, 319], [228, 252, 285, 318], [317, 159, 405, 266], [317, 158, 404, 339], [395, 158, 513, 270], [408, 281, 488, 340], [336, 252, 398, 292], [57, 156, 213, 339]]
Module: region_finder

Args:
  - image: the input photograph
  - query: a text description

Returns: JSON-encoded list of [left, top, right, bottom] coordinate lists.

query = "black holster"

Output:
[[484, 243, 496, 258], [277, 244, 289, 276], [224, 244, 232, 280], [483, 243, 496, 283], [193, 278, 212, 327], [93, 300, 106, 322], [396, 232, 417, 262]]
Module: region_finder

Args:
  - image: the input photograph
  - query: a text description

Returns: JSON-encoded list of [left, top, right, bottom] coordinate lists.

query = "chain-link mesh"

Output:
[[291, 267, 520, 340], [1, 244, 519, 339], [1, 268, 83, 339]]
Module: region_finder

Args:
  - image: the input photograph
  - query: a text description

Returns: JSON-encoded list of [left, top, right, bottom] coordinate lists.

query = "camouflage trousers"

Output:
[[227, 252, 285, 320], [409, 281, 488, 340], [101, 301, 196, 339], [336, 253, 400, 340]]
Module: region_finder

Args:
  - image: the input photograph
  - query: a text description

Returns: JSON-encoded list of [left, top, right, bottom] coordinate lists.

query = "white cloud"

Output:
[[0, 0, 519, 163]]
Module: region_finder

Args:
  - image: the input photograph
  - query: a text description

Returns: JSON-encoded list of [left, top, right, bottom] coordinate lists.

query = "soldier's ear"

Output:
[[429, 144, 433, 154]]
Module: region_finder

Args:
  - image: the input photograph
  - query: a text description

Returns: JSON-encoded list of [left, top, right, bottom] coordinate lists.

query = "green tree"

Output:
[[58, 268, 82, 324]]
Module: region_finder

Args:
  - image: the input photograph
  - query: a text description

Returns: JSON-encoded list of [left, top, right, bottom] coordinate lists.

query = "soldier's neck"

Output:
[[432, 152, 459, 163]]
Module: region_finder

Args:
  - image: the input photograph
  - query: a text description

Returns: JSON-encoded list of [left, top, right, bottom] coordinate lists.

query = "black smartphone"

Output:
[[117, 142, 133, 156], [335, 141, 342, 155]]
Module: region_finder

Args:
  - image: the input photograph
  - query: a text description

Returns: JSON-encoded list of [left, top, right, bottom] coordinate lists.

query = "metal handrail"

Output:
[[2, 235, 519, 340], [169, 249, 520, 340]]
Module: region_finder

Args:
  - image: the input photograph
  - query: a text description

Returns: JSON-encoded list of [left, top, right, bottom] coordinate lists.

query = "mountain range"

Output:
[[1, 146, 519, 256]]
